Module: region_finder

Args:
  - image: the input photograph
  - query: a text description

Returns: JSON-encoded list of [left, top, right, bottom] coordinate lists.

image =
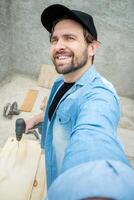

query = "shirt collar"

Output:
[[75, 65, 97, 86]]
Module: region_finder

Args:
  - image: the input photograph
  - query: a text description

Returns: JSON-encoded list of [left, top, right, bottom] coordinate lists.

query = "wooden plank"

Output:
[[37, 64, 58, 89], [0, 137, 42, 200], [40, 96, 48, 111], [30, 152, 47, 200], [20, 89, 38, 112]]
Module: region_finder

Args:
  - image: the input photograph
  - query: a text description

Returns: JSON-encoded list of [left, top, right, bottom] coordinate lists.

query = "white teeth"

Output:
[[56, 55, 71, 59]]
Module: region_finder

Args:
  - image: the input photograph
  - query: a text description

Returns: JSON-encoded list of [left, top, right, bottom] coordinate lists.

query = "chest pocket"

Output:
[[56, 98, 74, 125], [57, 109, 70, 124]]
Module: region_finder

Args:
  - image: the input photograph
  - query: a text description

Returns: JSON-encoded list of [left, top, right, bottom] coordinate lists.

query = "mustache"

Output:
[[53, 50, 73, 58]]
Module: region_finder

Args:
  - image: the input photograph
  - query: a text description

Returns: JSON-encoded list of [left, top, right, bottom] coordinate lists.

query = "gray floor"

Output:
[[0, 73, 134, 167], [0, 73, 49, 148]]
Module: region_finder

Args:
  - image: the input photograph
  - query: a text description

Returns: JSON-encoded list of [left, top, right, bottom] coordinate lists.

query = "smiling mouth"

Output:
[[56, 55, 72, 60], [54, 54, 72, 65]]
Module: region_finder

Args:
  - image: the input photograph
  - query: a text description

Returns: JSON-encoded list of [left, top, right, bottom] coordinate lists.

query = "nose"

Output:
[[54, 39, 66, 51]]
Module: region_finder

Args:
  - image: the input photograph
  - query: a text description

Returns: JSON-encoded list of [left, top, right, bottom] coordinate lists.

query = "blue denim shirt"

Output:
[[41, 65, 130, 189], [46, 160, 134, 200]]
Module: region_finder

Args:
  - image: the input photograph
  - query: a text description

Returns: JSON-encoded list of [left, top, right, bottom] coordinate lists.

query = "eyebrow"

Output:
[[63, 33, 77, 37], [50, 33, 77, 40]]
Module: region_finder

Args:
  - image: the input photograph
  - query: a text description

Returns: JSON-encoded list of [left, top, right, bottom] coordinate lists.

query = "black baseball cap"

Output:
[[41, 4, 97, 40]]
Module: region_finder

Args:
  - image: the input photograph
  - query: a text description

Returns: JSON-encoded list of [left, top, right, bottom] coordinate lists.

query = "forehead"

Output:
[[52, 19, 84, 35]]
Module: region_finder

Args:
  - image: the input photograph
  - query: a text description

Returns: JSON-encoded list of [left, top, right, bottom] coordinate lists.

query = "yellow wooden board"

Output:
[[40, 96, 48, 111], [20, 89, 38, 112], [37, 64, 58, 89], [0, 137, 45, 200]]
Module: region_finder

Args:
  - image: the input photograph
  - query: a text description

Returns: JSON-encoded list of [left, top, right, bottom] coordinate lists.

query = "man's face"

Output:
[[50, 19, 91, 75]]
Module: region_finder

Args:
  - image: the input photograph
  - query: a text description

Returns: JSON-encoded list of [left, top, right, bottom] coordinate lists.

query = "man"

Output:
[[26, 4, 133, 199]]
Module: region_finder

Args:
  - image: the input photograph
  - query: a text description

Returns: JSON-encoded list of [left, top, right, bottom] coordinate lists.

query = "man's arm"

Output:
[[61, 88, 129, 172], [25, 112, 44, 133]]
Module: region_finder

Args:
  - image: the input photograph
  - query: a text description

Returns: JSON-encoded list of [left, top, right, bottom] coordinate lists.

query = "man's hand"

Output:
[[25, 113, 44, 133]]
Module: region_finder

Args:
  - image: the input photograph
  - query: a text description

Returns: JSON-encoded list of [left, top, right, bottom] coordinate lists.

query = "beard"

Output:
[[52, 47, 89, 75]]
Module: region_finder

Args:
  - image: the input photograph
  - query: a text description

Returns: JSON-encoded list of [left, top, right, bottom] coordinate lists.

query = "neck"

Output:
[[63, 60, 92, 83]]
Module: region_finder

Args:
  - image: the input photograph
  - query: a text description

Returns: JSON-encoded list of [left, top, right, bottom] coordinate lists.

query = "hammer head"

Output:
[[15, 118, 26, 141]]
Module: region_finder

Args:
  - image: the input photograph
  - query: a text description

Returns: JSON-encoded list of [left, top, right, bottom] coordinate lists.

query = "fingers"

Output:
[[25, 119, 35, 134], [25, 128, 35, 134]]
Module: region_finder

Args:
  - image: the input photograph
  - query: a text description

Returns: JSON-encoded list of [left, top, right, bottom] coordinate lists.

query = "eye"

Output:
[[67, 36, 75, 40], [50, 37, 58, 44]]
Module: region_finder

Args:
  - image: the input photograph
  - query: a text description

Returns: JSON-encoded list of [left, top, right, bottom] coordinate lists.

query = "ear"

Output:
[[88, 40, 99, 56]]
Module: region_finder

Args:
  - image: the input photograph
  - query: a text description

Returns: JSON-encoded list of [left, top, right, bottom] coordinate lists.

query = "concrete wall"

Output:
[[0, 0, 134, 98], [10, 1, 49, 77], [0, 0, 11, 81]]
